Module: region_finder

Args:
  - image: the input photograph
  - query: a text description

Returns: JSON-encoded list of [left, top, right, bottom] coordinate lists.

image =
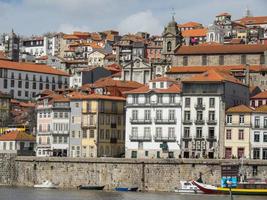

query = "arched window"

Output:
[[210, 33, 214, 42], [167, 41, 172, 52]]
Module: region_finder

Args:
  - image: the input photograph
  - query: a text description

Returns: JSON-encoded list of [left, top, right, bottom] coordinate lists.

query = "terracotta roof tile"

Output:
[[255, 104, 267, 113], [216, 12, 231, 17], [226, 104, 253, 113], [93, 77, 143, 89], [236, 16, 267, 25], [150, 76, 177, 83], [182, 28, 207, 37], [182, 69, 244, 85], [251, 90, 267, 99], [178, 21, 203, 28], [0, 60, 69, 76], [0, 131, 35, 141], [175, 44, 267, 55], [124, 83, 181, 94], [80, 94, 125, 101]]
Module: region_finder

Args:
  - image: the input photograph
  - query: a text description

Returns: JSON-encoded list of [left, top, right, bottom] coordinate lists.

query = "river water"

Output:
[[0, 187, 266, 200]]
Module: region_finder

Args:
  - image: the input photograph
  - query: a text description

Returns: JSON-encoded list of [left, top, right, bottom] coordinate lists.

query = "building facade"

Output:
[[0, 60, 69, 100], [0, 91, 11, 128], [224, 105, 253, 159], [125, 77, 182, 159]]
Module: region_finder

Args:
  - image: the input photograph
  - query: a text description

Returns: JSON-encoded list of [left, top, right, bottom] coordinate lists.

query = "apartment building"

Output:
[[124, 77, 182, 159]]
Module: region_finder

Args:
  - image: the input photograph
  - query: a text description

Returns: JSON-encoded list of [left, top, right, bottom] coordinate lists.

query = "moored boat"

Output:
[[77, 185, 105, 190], [115, 187, 138, 192], [174, 181, 202, 193], [193, 180, 267, 195], [34, 180, 58, 189]]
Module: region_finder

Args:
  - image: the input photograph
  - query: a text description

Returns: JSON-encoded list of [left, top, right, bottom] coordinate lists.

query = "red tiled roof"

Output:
[[19, 102, 35, 108], [182, 69, 244, 85], [255, 104, 267, 112], [0, 60, 69, 76], [236, 16, 267, 25], [167, 65, 265, 74], [216, 12, 231, 17], [0, 131, 35, 141], [178, 21, 203, 28], [226, 104, 253, 113], [251, 90, 267, 99], [63, 34, 80, 40], [74, 94, 125, 101], [182, 28, 207, 37], [175, 44, 267, 55], [93, 77, 143, 88], [150, 76, 177, 83], [124, 83, 181, 94]]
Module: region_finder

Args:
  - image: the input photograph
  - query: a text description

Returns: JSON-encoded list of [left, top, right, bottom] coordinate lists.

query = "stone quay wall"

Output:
[[10, 157, 267, 191]]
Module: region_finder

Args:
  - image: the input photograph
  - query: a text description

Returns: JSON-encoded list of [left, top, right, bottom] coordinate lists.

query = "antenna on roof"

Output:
[[245, 6, 252, 17]]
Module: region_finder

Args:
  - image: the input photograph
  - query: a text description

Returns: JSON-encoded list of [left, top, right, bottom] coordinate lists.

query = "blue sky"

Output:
[[0, 0, 266, 36]]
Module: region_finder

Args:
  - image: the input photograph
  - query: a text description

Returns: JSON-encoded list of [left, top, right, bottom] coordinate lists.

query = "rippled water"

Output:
[[0, 187, 266, 200]]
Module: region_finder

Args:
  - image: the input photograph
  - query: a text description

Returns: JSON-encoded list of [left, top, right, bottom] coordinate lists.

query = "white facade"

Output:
[[0, 62, 69, 100], [88, 50, 106, 67], [70, 72, 82, 88], [251, 112, 267, 160], [0, 140, 34, 153], [181, 95, 221, 158], [125, 79, 182, 158], [36, 99, 71, 157]]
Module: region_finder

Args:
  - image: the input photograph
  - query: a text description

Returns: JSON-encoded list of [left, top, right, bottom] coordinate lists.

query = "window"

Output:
[[226, 115, 232, 124], [133, 95, 138, 104], [160, 82, 164, 88], [100, 130, 104, 140], [89, 130, 94, 138], [185, 98, 190, 107], [18, 80, 22, 88], [196, 127, 202, 138], [226, 129, 232, 140], [145, 95, 150, 104], [157, 95, 163, 103], [18, 91, 21, 97], [258, 100, 263, 106], [167, 41, 172, 52], [169, 110, 175, 120], [10, 80, 14, 88], [82, 130, 87, 139], [72, 131, 75, 138], [184, 111, 190, 121], [3, 79, 7, 88], [131, 127, 138, 136], [145, 151, 148, 157], [209, 98, 215, 108], [168, 127, 175, 138], [184, 127, 190, 138], [64, 137, 67, 143], [111, 102, 117, 113], [39, 83, 43, 90], [169, 95, 175, 104], [263, 133, 267, 142], [260, 54, 265, 65], [196, 111, 203, 120], [152, 82, 156, 88], [253, 148, 260, 159], [239, 115, 244, 124], [144, 127, 151, 138], [219, 55, 224, 65], [263, 149, 267, 160], [144, 110, 151, 120], [241, 54, 246, 64], [25, 81, 29, 89], [209, 127, 215, 139], [183, 56, 188, 66], [264, 117, 267, 128], [132, 110, 138, 120], [32, 82, 36, 89], [202, 55, 207, 65], [131, 151, 137, 158], [209, 111, 215, 121], [106, 115, 110, 124], [156, 110, 162, 120], [197, 98, 203, 106], [254, 132, 260, 142], [156, 127, 162, 138], [238, 129, 244, 140], [105, 130, 110, 139], [254, 117, 260, 128]]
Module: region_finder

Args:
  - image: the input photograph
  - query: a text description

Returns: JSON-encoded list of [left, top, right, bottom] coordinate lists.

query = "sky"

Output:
[[0, 0, 266, 36]]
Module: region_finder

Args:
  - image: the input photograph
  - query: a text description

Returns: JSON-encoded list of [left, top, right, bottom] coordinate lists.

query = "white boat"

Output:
[[34, 180, 58, 189], [174, 181, 202, 193]]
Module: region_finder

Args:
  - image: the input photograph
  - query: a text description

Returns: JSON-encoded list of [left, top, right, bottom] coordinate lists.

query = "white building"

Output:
[[36, 95, 70, 157], [0, 60, 69, 100], [125, 76, 182, 159], [251, 105, 267, 160], [88, 50, 106, 67], [181, 70, 249, 159]]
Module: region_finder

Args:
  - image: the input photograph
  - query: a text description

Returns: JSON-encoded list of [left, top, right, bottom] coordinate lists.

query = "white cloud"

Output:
[[117, 10, 162, 35], [57, 23, 90, 34]]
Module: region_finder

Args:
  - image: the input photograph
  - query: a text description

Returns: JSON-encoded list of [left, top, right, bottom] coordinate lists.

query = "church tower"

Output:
[[162, 15, 183, 61]]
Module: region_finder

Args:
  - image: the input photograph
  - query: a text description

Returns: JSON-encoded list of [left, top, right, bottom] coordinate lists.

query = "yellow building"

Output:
[[0, 91, 11, 133], [81, 94, 125, 158], [225, 105, 253, 159]]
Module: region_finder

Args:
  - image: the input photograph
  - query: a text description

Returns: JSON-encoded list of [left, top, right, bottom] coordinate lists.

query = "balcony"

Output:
[[207, 119, 217, 125], [194, 136, 205, 140], [130, 118, 152, 124], [154, 136, 177, 142], [195, 104, 205, 110], [110, 138, 117, 143], [195, 119, 205, 125], [182, 135, 192, 141], [52, 130, 69, 135], [129, 134, 152, 142], [81, 123, 96, 128], [206, 136, 217, 141], [183, 119, 192, 125], [154, 118, 176, 124]]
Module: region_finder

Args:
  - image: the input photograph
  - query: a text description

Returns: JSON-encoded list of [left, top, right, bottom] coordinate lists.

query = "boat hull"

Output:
[[193, 181, 267, 196], [78, 185, 105, 190], [115, 187, 138, 192]]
